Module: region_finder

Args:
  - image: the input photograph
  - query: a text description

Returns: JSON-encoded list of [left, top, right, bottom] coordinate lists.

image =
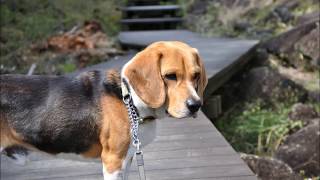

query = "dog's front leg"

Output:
[[101, 147, 124, 180], [99, 96, 131, 180], [101, 147, 134, 180], [100, 125, 130, 180]]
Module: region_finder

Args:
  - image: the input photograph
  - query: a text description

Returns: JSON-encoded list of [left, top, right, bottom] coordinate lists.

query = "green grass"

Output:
[[58, 63, 77, 73], [0, 0, 123, 74], [216, 100, 304, 156]]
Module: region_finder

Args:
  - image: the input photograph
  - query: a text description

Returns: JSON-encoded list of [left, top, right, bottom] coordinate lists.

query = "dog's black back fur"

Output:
[[0, 70, 121, 154]]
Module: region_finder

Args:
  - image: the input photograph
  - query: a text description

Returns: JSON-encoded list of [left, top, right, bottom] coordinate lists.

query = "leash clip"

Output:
[[122, 94, 131, 104], [136, 151, 146, 180], [133, 140, 141, 151]]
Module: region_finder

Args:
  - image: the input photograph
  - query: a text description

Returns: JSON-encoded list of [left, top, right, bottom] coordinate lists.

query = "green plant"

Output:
[[58, 63, 76, 73], [216, 100, 303, 155]]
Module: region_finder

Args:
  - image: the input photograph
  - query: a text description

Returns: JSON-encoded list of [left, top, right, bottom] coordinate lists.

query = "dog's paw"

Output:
[[103, 170, 122, 180], [7, 153, 29, 165], [103, 164, 123, 180], [2, 146, 29, 166]]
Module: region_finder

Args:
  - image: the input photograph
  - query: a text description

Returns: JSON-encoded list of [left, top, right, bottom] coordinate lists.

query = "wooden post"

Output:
[[202, 95, 222, 119]]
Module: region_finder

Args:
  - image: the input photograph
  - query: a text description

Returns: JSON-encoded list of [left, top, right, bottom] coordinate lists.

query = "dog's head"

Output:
[[121, 41, 207, 119]]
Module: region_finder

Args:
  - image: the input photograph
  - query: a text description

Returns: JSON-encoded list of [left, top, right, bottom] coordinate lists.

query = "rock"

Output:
[[241, 153, 302, 180], [280, 0, 300, 10], [253, 29, 274, 39], [288, 103, 319, 124], [264, 1, 297, 24], [274, 6, 294, 23], [250, 47, 270, 66], [234, 21, 252, 32], [216, 0, 252, 8], [240, 66, 307, 102], [296, 11, 320, 25], [295, 24, 320, 69], [275, 120, 320, 177], [264, 20, 320, 70], [187, 0, 209, 15], [308, 91, 320, 102]]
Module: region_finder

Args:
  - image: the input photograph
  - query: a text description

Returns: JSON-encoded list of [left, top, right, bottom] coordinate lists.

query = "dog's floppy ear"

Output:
[[123, 48, 165, 108], [193, 48, 207, 101]]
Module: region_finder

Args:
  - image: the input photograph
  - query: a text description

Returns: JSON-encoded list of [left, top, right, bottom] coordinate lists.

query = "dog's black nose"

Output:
[[186, 98, 201, 113]]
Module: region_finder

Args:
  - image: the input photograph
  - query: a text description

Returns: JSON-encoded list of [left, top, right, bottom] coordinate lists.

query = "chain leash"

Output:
[[122, 79, 146, 180], [123, 94, 141, 150]]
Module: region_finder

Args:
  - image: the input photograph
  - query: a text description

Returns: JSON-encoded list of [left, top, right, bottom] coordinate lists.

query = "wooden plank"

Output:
[[143, 139, 229, 152], [118, 30, 256, 47], [121, 17, 183, 24], [2, 162, 252, 180], [128, 165, 253, 180], [1, 165, 101, 180], [127, 0, 177, 6], [4, 155, 249, 179], [1, 146, 237, 172], [156, 120, 211, 129], [1, 156, 99, 173], [119, 30, 200, 47], [142, 146, 236, 160], [121, 5, 180, 11], [156, 125, 216, 136], [33, 174, 258, 180], [191, 176, 258, 180], [154, 132, 220, 142], [129, 155, 245, 171]]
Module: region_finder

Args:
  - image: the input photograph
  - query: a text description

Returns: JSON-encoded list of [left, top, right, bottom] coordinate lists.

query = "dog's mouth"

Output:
[[165, 109, 198, 119], [165, 110, 174, 118]]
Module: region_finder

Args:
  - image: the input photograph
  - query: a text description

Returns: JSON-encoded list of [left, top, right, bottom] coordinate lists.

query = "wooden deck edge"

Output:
[[204, 43, 259, 99]]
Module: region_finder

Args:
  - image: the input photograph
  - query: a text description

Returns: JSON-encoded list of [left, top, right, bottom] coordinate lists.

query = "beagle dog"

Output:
[[0, 41, 207, 180]]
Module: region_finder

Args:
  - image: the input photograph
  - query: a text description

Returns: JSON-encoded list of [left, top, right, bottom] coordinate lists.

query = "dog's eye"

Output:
[[193, 73, 200, 81], [165, 73, 177, 81]]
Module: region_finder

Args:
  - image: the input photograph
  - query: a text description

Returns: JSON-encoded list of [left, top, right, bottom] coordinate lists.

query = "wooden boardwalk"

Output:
[[1, 30, 258, 180], [119, 30, 258, 97]]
